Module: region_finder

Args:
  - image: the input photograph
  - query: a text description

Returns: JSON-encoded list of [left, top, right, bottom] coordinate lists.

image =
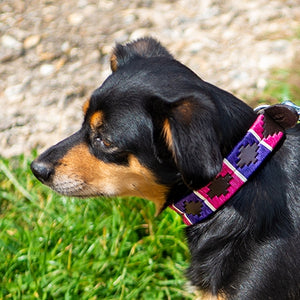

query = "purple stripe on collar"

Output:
[[169, 112, 285, 226]]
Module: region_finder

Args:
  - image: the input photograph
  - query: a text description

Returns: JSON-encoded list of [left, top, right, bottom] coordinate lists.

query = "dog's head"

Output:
[[31, 37, 251, 211]]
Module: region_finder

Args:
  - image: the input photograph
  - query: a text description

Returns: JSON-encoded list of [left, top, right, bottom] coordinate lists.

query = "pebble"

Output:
[[23, 35, 41, 49], [68, 13, 84, 25], [61, 41, 71, 53], [67, 61, 82, 72], [40, 64, 56, 76], [4, 84, 24, 101], [1, 35, 22, 49], [0, 34, 23, 62], [257, 78, 267, 90]]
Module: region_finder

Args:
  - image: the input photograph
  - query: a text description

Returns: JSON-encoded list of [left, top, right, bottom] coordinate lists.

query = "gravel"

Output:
[[1, 0, 300, 157]]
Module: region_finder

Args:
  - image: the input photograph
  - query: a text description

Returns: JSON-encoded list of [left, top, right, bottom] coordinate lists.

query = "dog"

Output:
[[31, 37, 300, 300]]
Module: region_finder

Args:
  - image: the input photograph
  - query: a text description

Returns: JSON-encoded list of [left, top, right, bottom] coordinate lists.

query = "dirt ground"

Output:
[[1, 0, 300, 157]]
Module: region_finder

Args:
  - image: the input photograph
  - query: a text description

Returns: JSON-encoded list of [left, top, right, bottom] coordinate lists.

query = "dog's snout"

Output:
[[30, 160, 54, 183]]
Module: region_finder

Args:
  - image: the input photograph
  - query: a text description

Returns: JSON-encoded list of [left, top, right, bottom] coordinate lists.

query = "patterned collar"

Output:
[[170, 103, 299, 226]]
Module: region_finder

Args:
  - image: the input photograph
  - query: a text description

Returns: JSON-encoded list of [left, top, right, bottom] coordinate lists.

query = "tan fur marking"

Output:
[[90, 111, 104, 130], [82, 99, 90, 115], [110, 53, 118, 72], [162, 119, 173, 151], [196, 292, 226, 300], [54, 144, 169, 211], [174, 99, 194, 125], [187, 284, 226, 300]]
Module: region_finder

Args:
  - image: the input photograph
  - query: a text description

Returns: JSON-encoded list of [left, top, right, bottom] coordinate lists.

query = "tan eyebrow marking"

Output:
[[90, 111, 104, 130]]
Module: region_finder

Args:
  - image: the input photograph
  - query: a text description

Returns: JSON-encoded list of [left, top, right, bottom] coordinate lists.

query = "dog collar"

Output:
[[170, 103, 299, 226]]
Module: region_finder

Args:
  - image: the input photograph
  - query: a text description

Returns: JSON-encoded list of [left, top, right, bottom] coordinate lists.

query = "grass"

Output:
[[0, 153, 192, 300]]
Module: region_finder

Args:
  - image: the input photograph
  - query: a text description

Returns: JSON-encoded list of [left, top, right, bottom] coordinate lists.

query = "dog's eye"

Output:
[[94, 136, 113, 149]]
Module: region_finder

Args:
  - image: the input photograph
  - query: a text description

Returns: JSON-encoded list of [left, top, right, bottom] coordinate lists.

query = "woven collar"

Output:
[[169, 104, 299, 226]]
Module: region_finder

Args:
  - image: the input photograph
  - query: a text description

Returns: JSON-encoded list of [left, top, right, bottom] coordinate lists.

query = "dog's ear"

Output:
[[161, 96, 223, 190], [110, 37, 173, 72]]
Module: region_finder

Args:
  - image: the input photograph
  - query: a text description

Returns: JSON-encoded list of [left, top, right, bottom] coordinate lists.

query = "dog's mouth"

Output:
[[49, 175, 89, 197], [48, 174, 120, 198], [60, 182, 119, 199]]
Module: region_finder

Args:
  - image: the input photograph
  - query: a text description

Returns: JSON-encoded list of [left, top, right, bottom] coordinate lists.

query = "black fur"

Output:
[[31, 38, 300, 299]]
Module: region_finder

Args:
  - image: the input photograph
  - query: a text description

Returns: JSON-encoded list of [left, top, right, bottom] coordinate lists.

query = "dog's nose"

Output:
[[30, 160, 54, 182]]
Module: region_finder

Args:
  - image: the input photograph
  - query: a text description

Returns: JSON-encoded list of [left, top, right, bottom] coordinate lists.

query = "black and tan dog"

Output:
[[31, 38, 300, 300]]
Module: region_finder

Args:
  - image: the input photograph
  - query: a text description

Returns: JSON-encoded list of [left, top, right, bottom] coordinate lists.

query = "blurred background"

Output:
[[1, 1, 300, 299], [1, 0, 300, 157]]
